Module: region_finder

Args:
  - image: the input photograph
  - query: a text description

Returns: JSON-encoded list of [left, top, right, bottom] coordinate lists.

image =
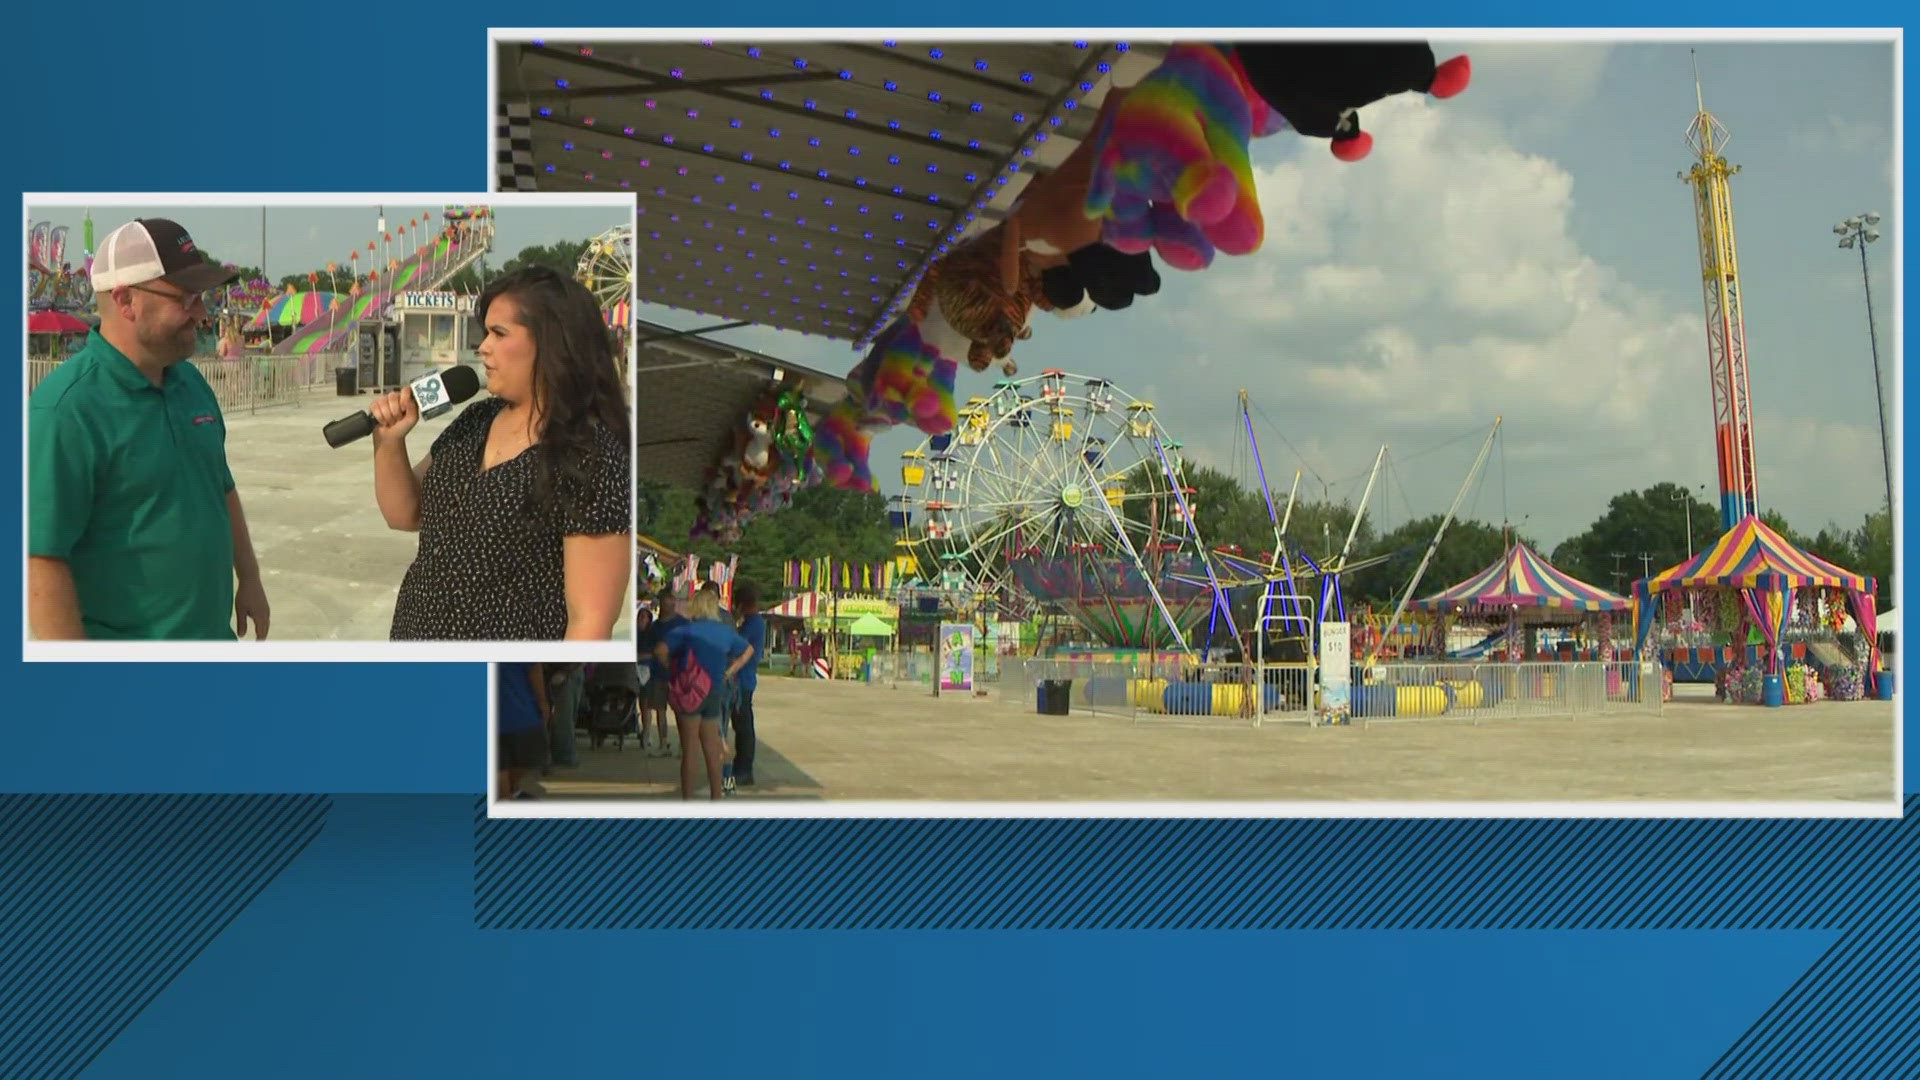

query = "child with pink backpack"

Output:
[[652, 587, 754, 801]]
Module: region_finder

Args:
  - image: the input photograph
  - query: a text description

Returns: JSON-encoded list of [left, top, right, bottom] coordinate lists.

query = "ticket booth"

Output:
[[389, 291, 478, 381]]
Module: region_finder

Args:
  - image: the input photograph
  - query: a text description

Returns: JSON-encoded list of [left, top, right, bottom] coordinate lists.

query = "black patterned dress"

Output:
[[389, 397, 630, 640]]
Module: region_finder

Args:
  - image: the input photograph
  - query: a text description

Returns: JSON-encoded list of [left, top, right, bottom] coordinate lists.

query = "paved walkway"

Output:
[[530, 674, 1896, 804], [223, 390, 633, 641]]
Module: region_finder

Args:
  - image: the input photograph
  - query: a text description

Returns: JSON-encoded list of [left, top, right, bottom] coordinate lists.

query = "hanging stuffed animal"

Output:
[[1002, 87, 1135, 264], [1082, 43, 1284, 272], [736, 395, 777, 478], [1230, 42, 1471, 162], [843, 313, 962, 437], [813, 398, 880, 493], [907, 222, 1055, 376], [1039, 243, 1162, 312]]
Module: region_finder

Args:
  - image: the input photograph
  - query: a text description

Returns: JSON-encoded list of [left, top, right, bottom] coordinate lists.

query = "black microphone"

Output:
[[323, 365, 483, 448]]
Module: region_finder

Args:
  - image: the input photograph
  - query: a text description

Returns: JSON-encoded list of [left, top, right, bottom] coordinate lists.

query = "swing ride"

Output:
[[888, 369, 1497, 672]]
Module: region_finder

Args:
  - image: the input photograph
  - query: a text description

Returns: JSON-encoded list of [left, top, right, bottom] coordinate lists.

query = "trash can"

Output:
[[335, 367, 358, 396], [1876, 670, 1895, 700], [1036, 679, 1071, 715], [1762, 674, 1785, 707]]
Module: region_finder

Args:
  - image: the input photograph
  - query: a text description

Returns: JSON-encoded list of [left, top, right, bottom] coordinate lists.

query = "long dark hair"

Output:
[[477, 266, 628, 520]]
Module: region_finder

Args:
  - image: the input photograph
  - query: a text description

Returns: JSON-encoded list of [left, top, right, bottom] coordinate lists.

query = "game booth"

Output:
[[1633, 515, 1885, 706]]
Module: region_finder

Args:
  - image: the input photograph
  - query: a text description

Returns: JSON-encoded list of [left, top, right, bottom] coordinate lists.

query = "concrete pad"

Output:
[[221, 389, 633, 641], [533, 674, 1897, 804]]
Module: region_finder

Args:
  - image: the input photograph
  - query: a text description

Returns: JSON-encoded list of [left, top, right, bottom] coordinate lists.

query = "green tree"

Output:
[[499, 240, 589, 278], [1802, 507, 1894, 613], [642, 479, 893, 603], [1854, 507, 1894, 612], [441, 266, 484, 293], [1552, 482, 1715, 594], [1348, 516, 1517, 608]]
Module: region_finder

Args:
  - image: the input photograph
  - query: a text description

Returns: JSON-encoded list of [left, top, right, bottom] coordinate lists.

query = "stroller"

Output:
[[582, 662, 642, 750]]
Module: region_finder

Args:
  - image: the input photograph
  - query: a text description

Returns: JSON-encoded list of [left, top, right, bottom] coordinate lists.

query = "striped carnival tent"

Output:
[[1412, 542, 1630, 614], [1406, 542, 1628, 662], [1632, 515, 1880, 686], [766, 591, 826, 619]]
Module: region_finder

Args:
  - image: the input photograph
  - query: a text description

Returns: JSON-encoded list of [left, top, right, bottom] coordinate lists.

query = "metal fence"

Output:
[[28, 351, 346, 415], [866, 649, 1007, 690], [1346, 660, 1660, 724], [992, 656, 1662, 727]]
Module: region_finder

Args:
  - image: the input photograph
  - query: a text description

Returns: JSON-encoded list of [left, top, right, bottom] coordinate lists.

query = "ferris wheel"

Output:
[[574, 224, 633, 313], [894, 369, 1220, 649]]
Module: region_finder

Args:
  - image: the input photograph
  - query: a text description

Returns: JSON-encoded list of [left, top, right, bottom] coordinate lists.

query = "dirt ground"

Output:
[[529, 676, 1898, 805]]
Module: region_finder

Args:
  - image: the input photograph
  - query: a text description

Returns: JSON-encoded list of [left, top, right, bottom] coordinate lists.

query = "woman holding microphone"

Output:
[[368, 266, 632, 640]]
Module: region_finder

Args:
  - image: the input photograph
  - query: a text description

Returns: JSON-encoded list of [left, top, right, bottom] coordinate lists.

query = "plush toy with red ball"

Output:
[[1039, 243, 1162, 313], [1230, 42, 1471, 162]]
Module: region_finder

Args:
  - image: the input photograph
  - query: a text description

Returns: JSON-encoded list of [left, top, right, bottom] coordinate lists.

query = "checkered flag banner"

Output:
[[496, 101, 537, 192]]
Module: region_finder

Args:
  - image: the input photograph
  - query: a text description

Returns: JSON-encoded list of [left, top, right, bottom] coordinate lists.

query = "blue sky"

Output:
[[635, 39, 1897, 549], [24, 204, 629, 283]]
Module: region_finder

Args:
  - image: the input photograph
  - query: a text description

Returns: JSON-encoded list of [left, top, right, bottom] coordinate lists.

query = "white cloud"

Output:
[[1427, 42, 1615, 137], [1099, 92, 1730, 546], [1759, 414, 1891, 528], [1789, 116, 1887, 158], [632, 58, 1887, 552]]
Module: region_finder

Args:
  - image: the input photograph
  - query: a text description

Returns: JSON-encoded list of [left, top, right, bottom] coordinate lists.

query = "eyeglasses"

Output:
[[126, 283, 206, 310]]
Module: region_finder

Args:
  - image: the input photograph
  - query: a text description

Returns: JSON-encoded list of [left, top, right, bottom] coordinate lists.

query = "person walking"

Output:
[[639, 592, 687, 755], [545, 661, 584, 769], [496, 661, 550, 800], [730, 581, 768, 787]]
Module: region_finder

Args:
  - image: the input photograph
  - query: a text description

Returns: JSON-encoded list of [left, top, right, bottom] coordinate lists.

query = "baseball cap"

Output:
[[90, 218, 240, 295]]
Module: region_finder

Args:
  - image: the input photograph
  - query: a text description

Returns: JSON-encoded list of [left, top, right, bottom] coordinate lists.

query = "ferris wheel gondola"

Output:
[[574, 224, 633, 318], [894, 370, 1221, 650]]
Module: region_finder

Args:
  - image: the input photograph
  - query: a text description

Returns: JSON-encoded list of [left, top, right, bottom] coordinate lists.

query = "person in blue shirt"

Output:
[[654, 588, 752, 801], [730, 581, 768, 787], [636, 592, 688, 757], [496, 662, 549, 801]]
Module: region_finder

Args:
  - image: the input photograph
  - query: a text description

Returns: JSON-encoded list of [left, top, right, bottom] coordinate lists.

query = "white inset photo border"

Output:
[[484, 29, 1900, 817], [23, 192, 640, 663]]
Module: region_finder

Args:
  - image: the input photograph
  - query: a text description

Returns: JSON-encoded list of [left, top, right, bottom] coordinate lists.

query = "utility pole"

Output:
[[1834, 212, 1891, 517], [1610, 552, 1627, 595]]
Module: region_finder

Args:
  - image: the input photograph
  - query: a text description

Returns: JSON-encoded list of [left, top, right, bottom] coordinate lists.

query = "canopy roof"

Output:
[[765, 590, 825, 618], [1636, 515, 1873, 596], [633, 316, 848, 489], [496, 37, 1162, 347], [1412, 542, 1630, 613], [847, 613, 896, 636]]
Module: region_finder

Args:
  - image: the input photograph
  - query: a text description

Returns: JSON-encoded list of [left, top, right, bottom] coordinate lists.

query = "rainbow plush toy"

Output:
[[812, 399, 879, 493], [844, 315, 961, 437], [1083, 43, 1282, 271]]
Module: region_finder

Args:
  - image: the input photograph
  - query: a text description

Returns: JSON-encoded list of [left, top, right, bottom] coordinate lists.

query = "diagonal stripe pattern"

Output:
[[1705, 922, 1920, 1079], [476, 802, 1916, 932], [0, 795, 332, 1080], [477, 801, 1919, 1073]]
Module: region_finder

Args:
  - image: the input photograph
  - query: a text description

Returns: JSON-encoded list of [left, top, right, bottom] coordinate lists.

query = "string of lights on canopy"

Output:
[[495, 38, 1164, 346]]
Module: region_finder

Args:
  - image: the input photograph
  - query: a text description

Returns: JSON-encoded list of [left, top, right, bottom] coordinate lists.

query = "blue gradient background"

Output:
[[7, 6, 1915, 1078]]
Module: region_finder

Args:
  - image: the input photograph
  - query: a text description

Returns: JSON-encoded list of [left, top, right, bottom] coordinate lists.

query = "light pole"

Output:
[[1668, 483, 1708, 562], [1834, 212, 1891, 516]]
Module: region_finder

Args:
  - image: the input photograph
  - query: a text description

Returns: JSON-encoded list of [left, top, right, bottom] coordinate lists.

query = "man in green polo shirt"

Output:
[[27, 217, 270, 641]]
